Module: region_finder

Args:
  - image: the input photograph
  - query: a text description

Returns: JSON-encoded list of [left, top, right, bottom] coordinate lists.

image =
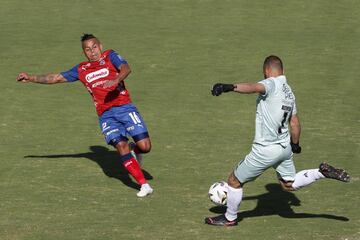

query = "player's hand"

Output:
[[291, 142, 302, 154], [17, 72, 31, 82], [211, 83, 235, 96], [103, 79, 119, 88]]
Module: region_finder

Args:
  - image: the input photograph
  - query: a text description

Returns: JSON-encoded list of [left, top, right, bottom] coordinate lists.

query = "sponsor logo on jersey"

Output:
[[92, 80, 107, 88], [126, 126, 135, 131], [106, 128, 119, 136], [85, 68, 109, 83], [281, 105, 292, 111]]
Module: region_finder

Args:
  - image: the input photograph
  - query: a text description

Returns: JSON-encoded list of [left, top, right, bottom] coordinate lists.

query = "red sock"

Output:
[[123, 158, 146, 185]]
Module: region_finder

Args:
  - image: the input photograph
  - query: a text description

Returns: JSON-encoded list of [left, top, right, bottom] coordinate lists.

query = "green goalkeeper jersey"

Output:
[[254, 75, 297, 146]]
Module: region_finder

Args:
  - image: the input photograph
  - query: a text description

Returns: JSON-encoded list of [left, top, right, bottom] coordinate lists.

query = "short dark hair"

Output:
[[263, 55, 283, 71], [81, 33, 96, 42]]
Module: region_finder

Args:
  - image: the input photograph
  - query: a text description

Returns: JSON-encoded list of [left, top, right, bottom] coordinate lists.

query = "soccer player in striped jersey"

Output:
[[17, 34, 153, 197]]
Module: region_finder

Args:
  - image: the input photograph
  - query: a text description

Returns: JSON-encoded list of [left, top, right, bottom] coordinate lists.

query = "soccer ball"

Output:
[[208, 181, 228, 206]]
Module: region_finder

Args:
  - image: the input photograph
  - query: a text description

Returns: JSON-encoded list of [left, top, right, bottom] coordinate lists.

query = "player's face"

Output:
[[82, 38, 103, 62]]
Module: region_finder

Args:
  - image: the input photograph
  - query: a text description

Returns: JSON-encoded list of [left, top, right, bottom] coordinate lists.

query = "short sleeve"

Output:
[[292, 101, 298, 115], [109, 50, 128, 69], [258, 78, 275, 97], [60, 65, 79, 82]]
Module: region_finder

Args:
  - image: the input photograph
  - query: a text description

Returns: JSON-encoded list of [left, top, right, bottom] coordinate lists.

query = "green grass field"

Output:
[[1, 0, 359, 239]]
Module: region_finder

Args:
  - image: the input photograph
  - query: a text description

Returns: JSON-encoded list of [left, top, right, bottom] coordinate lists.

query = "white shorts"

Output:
[[234, 143, 296, 184]]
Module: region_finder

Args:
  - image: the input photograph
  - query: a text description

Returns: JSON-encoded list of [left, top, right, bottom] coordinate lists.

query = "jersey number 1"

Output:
[[278, 112, 289, 134]]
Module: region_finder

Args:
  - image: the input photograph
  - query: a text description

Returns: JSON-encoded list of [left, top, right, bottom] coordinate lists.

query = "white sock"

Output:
[[292, 169, 325, 190], [225, 186, 243, 221]]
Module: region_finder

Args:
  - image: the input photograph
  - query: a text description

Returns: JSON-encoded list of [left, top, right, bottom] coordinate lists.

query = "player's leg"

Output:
[[276, 147, 350, 191], [286, 164, 349, 191], [205, 156, 263, 226], [115, 140, 146, 185], [129, 138, 151, 166], [132, 137, 151, 153], [225, 172, 243, 222], [122, 104, 152, 164], [114, 140, 153, 197], [226, 144, 281, 221], [205, 144, 277, 226], [205, 172, 241, 226], [291, 168, 325, 190], [99, 109, 153, 197], [114, 139, 153, 197], [117, 103, 153, 196], [273, 146, 297, 191]]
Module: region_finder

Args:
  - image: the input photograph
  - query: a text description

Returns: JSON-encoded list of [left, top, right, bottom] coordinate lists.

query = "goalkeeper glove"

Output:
[[211, 83, 235, 96], [291, 141, 302, 154]]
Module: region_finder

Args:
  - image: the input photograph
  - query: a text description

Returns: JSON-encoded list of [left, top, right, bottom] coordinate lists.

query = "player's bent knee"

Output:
[[136, 138, 151, 153], [279, 180, 295, 192], [228, 172, 242, 189], [115, 141, 131, 155]]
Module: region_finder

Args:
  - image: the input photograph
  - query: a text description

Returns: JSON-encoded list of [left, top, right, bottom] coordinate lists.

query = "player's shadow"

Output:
[[24, 145, 153, 190], [209, 183, 349, 222]]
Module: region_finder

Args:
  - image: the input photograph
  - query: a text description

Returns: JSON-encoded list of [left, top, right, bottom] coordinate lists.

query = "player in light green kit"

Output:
[[205, 55, 350, 226]]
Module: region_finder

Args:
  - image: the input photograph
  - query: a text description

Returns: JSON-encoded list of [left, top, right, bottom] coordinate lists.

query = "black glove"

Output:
[[291, 141, 302, 154], [211, 83, 235, 96]]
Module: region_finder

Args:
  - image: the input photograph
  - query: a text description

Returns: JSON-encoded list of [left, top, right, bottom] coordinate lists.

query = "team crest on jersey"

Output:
[[99, 59, 105, 65], [85, 68, 109, 83]]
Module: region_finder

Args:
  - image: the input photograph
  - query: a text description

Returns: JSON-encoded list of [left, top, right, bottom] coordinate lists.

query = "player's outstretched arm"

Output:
[[211, 82, 265, 96], [290, 114, 302, 153], [17, 72, 67, 84], [233, 83, 265, 94]]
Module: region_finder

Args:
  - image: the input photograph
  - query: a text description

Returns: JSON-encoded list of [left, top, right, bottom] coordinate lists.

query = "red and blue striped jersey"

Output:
[[61, 49, 132, 116]]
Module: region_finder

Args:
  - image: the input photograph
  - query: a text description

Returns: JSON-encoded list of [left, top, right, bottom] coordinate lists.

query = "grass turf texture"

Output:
[[1, 0, 359, 239]]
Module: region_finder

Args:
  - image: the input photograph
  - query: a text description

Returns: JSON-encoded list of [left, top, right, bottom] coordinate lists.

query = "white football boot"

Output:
[[137, 183, 153, 197], [129, 142, 143, 166]]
